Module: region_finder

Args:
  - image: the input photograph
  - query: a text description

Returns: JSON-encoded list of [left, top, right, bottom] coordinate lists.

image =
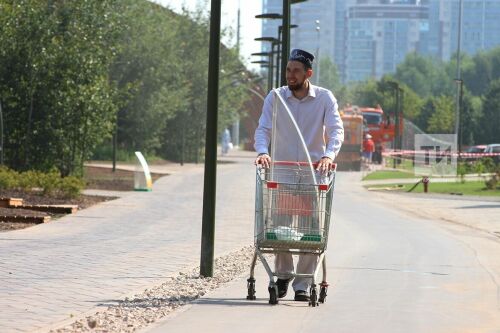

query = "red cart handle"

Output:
[[258, 160, 337, 171]]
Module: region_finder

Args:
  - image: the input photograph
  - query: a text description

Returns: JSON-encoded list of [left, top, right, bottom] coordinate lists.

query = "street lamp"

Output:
[[454, 78, 464, 155], [255, 13, 283, 20], [387, 81, 402, 168], [454, 0, 464, 156], [252, 52, 274, 91], [200, 0, 222, 278], [255, 37, 280, 92], [255, 13, 282, 91], [315, 20, 320, 85], [281, 0, 309, 86], [276, 24, 298, 88]]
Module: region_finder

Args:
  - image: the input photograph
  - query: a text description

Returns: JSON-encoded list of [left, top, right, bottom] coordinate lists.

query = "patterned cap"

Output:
[[289, 49, 315, 69]]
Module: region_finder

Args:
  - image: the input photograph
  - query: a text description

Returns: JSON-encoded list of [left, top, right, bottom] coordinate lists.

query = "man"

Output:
[[254, 49, 344, 301], [363, 133, 375, 164], [221, 128, 231, 156]]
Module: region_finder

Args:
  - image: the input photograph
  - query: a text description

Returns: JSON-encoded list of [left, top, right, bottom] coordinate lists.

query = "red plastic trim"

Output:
[[266, 182, 278, 189]]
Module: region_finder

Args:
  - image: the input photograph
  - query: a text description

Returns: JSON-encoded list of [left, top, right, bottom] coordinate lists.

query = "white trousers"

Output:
[[275, 253, 318, 292]]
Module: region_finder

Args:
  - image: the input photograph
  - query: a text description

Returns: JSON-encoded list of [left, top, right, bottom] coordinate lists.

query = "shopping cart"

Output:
[[246, 161, 336, 307]]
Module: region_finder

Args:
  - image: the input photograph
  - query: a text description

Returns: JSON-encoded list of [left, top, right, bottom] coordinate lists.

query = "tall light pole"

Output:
[[254, 37, 280, 92], [387, 81, 401, 168], [255, 14, 282, 91], [454, 0, 464, 154], [280, 0, 308, 86], [252, 52, 275, 89], [275, 24, 298, 88], [315, 19, 321, 85], [281, 0, 291, 86], [200, 0, 221, 278], [454, 78, 464, 154]]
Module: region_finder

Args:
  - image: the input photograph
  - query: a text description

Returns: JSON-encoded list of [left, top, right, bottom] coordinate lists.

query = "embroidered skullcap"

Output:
[[289, 49, 315, 69]]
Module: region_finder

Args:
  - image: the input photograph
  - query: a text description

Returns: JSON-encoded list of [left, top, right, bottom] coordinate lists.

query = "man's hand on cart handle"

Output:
[[317, 156, 333, 174], [255, 153, 271, 168]]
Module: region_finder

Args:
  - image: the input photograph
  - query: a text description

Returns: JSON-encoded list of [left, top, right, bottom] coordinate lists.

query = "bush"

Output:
[[457, 162, 467, 183], [0, 166, 84, 198], [60, 176, 85, 198], [18, 170, 43, 192], [0, 167, 19, 189], [38, 169, 62, 196], [481, 157, 496, 173]]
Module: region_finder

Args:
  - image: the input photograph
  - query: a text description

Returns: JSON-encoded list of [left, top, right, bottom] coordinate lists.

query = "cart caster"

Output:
[[309, 286, 318, 307], [246, 278, 256, 300], [318, 282, 329, 303], [268, 285, 279, 305]]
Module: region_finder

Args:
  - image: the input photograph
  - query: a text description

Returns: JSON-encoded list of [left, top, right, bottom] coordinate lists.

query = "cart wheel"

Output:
[[246, 278, 256, 300], [318, 284, 328, 303], [268, 286, 278, 305], [309, 287, 318, 307]]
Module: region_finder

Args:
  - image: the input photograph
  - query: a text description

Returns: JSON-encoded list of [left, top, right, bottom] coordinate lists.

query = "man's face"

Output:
[[286, 61, 312, 91]]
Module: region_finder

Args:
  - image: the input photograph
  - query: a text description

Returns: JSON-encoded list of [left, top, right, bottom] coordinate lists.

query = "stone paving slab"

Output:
[[2, 150, 498, 332], [0, 152, 256, 333]]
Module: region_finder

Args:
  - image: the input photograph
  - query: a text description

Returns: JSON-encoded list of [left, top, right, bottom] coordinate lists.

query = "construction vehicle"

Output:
[[336, 107, 363, 171], [338, 105, 400, 168]]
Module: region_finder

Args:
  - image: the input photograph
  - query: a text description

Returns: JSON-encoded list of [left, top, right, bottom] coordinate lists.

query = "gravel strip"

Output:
[[51, 245, 256, 333]]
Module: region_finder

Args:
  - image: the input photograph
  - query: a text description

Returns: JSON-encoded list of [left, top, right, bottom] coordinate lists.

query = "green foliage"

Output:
[[394, 53, 454, 98], [59, 176, 85, 198], [111, 1, 188, 155], [425, 96, 455, 133], [0, 166, 84, 197], [476, 79, 500, 144], [0, 166, 19, 189], [318, 57, 341, 91], [462, 48, 500, 96], [460, 92, 483, 146], [0, 0, 122, 175], [0, 0, 251, 171]]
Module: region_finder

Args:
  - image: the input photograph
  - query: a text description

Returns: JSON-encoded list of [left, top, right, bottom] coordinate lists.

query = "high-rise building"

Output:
[[449, 0, 500, 56], [260, 0, 500, 83], [260, 0, 337, 79], [344, 2, 428, 82]]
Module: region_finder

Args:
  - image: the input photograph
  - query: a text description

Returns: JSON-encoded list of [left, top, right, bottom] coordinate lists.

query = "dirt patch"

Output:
[[0, 166, 168, 233], [84, 166, 165, 191], [0, 189, 116, 232]]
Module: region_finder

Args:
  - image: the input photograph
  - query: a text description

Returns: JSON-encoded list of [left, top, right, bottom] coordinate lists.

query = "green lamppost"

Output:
[[200, 0, 222, 278], [251, 53, 274, 91], [254, 37, 280, 92], [280, 0, 308, 86]]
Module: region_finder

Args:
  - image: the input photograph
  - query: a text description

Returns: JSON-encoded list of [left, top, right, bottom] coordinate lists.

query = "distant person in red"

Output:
[[363, 134, 375, 163]]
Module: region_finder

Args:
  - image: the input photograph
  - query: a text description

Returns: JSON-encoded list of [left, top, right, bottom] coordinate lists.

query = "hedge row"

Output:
[[0, 167, 85, 198]]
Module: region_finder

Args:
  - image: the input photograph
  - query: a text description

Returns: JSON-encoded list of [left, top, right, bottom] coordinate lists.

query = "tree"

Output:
[[426, 96, 455, 134], [394, 52, 454, 98], [0, 0, 122, 175], [318, 57, 341, 92], [477, 79, 500, 144], [462, 47, 500, 96], [110, 1, 188, 155]]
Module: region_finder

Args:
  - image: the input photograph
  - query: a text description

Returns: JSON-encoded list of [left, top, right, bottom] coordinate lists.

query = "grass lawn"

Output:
[[363, 170, 417, 181], [367, 181, 500, 197]]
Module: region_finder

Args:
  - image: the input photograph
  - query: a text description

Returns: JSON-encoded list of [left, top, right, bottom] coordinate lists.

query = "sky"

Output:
[[151, 0, 263, 71]]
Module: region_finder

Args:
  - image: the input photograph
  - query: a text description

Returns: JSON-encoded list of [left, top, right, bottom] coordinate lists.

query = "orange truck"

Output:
[[338, 105, 400, 167], [336, 107, 363, 170]]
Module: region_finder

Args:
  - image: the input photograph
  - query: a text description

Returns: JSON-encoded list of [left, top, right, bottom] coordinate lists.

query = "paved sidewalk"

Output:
[[1, 152, 498, 332], [0, 150, 256, 333]]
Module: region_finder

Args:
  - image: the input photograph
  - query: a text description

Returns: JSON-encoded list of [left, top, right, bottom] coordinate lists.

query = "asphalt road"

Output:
[[146, 171, 500, 333]]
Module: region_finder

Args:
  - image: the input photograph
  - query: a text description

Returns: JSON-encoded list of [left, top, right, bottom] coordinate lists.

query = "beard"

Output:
[[288, 79, 306, 91]]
